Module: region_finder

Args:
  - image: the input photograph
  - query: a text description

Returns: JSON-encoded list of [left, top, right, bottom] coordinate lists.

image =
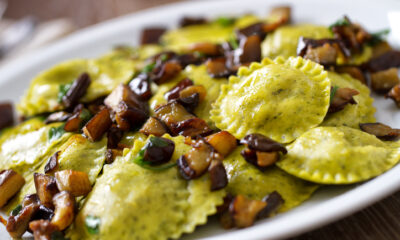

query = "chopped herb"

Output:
[[160, 54, 168, 62], [11, 204, 22, 216], [51, 231, 70, 240], [229, 36, 239, 50], [79, 108, 92, 128], [368, 29, 390, 46], [48, 123, 66, 142], [57, 83, 72, 103], [215, 17, 235, 27], [142, 63, 156, 73], [85, 215, 101, 235], [329, 17, 350, 30], [330, 86, 339, 102]]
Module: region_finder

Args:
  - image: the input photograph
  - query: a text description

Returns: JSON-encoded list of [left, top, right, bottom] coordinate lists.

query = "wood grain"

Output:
[[4, 0, 399, 239]]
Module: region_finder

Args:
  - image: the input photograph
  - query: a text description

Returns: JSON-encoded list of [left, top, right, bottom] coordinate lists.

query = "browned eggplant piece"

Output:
[[0, 102, 14, 130], [44, 151, 60, 175], [64, 104, 91, 132], [386, 84, 400, 107], [83, 108, 112, 142], [205, 131, 237, 157], [44, 111, 71, 124], [140, 117, 168, 137], [179, 85, 207, 102], [269, 5, 291, 24], [177, 140, 215, 180], [334, 65, 366, 84], [257, 191, 284, 219], [140, 27, 166, 45], [0, 170, 25, 207], [179, 17, 208, 27], [164, 78, 194, 101], [176, 93, 200, 113], [155, 101, 194, 130], [142, 136, 175, 165], [229, 195, 267, 228], [205, 57, 231, 78], [303, 43, 338, 66], [33, 173, 59, 209], [51, 191, 76, 231], [31, 205, 54, 222], [55, 170, 92, 197], [331, 17, 370, 54], [175, 53, 205, 68], [62, 73, 91, 109], [22, 194, 40, 207], [297, 37, 350, 60], [359, 123, 400, 141], [241, 148, 279, 169], [129, 73, 152, 101], [364, 50, 400, 72], [151, 61, 182, 85], [370, 68, 400, 93], [237, 22, 266, 39], [241, 134, 287, 153], [173, 117, 212, 137], [238, 35, 261, 64], [329, 87, 359, 113], [188, 42, 222, 56], [209, 159, 228, 191], [371, 41, 392, 59], [105, 149, 122, 164], [29, 220, 59, 240], [107, 125, 124, 149], [6, 203, 39, 238]]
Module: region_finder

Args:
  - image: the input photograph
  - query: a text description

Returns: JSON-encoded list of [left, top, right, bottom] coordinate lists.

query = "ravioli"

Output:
[[210, 57, 331, 143], [276, 126, 400, 184], [322, 72, 375, 128], [224, 146, 318, 212], [69, 135, 225, 240], [149, 65, 227, 126], [262, 24, 333, 58], [18, 52, 136, 117]]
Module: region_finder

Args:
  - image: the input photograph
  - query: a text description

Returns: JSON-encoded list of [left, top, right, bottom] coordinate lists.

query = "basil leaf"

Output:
[[57, 83, 72, 103], [329, 17, 350, 30], [229, 36, 239, 50], [160, 53, 169, 62], [368, 29, 390, 46], [48, 123, 66, 142], [11, 204, 22, 216], [85, 215, 101, 235], [215, 17, 235, 27], [51, 231, 70, 240], [330, 86, 339, 103], [142, 63, 156, 73]]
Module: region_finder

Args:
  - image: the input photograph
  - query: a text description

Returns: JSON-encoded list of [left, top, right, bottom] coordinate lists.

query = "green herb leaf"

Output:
[[133, 145, 176, 171], [368, 29, 390, 46], [329, 17, 350, 30], [51, 231, 70, 240], [57, 83, 72, 103], [215, 17, 235, 27], [142, 63, 156, 73], [330, 86, 339, 103], [11, 204, 22, 216], [160, 53, 168, 62], [149, 136, 169, 147], [229, 36, 239, 50], [85, 215, 101, 235], [48, 123, 66, 142]]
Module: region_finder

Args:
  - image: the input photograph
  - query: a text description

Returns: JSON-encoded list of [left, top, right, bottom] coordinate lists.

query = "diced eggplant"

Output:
[[269, 5, 291, 24], [240, 134, 287, 153], [6, 203, 39, 238], [173, 117, 212, 137], [0, 170, 25, 207], [55, 170, 92, 197], [64, 105, 91, 132], [364, 50, 400, 72], [83, 108, 112, 142], [209, 159, 228, 191], [164, 78, 194, 101], [238, 35, 261, 64], [51, 191, 76, 231], [229, 195, 267, 228], [303, 43, 338, 66], [371, 41, 392, 59], [329, 87, 359, 113], [33, 173, 59, 209], [177, 140, 214, 179], [129, 73, 152, 100], [255, 151, 279, 168], [334, 66, 366, 84], [105, 149, 122, 164], [386, 84, 400, 107], [140, 117, 168, 137], [257, 191, 284, 219], [29, 220, 58, 240], [31, 205, 54, 222], [151, 61, 182, 85], [237, 22, 266, 39], [62, 73, 91, 109], [140, 27, 166, 45], [155, 101, 195, 129], [370, 68, 400, 93], [176, 93, 200, 113], [179, 85, 207, 102], [44, 111, 71, 124], [205, 131, 237, 157], [188, 42, 222, 56], [359, 122, 400, 141], [142, 136, 175, 165], [44, 151, 60, 175], [22, 194, 40, 207], [205, 57, 231, 78], [107, 125, 124, 149], [0, 102, 14, 131]]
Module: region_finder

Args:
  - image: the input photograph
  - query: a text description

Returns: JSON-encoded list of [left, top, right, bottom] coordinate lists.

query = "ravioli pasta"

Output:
[[211, 56, 331, 143]]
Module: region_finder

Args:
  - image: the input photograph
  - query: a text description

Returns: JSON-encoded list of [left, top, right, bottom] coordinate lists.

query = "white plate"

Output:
[[1, 0, 400, 239]]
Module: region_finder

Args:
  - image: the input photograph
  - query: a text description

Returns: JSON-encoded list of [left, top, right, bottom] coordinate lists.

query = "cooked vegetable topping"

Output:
[[164, 78, 194, 101], [0, 170, 25, 207], [83, 108, 112, 142], [6, 202, 39, 238], [129, 73, 152, 100], [45, 111, 72, 124], [368, 29, 390, 46], [328, 87, 359, 113], [364, 50, 400, 72], [257, 191, 284, 219], [209, 159, 228, 191], [55, 170, 92, 197], [64, 105, 92, 132], [62, 72, 91, 110], [140, 27, 166, 45], [205, 131, 237, 157], [359, 123, 400, 141], [107, 125, 124, 148], [29, 220, 59, 240], [10, 204, 22, 217], [33, 173, 59, 209], [44, 151, 60, 174], [0, 102, 14, 131], [370, 68, 400, 93], [140, 117, 168, 137], [51, 191, 76, 230], [386, 83, 400, 107], [188, 42, 223, 56], [134, 136, 176, 170], [334, 66, 366, 84], [85, 215, 101, 235]]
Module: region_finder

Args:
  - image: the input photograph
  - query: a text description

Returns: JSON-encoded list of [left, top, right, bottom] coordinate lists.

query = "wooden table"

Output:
[[5, 0, 400, 239]]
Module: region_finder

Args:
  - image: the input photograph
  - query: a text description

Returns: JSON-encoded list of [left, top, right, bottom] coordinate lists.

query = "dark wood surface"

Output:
[[5, 1, 400, 239]]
